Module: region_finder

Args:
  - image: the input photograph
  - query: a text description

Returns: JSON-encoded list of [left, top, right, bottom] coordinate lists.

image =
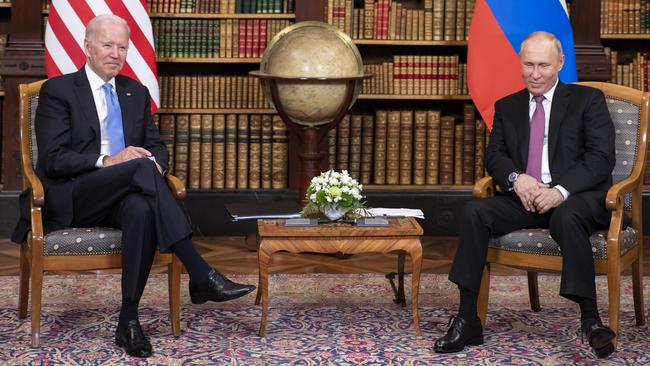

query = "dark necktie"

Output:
[[101, 83, 125, 155], [525, 95, 545, 182]]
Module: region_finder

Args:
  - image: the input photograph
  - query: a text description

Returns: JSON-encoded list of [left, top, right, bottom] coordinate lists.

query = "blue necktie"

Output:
[[101, 83, 125, 155]]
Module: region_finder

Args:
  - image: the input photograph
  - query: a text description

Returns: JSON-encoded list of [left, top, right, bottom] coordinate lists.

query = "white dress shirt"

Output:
[[528, 77, 569, 199]]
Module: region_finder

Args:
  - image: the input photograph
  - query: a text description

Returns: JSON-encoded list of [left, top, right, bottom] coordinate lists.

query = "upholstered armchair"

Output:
[[474, 82, 648, 345], [17, 79, 184, 347]]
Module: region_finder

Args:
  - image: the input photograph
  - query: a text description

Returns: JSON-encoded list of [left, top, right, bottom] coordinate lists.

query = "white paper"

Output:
[[364, 208, 425, 219]]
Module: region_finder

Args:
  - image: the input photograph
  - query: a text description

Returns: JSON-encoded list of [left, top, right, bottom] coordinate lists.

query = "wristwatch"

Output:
[[508, 171, 520, 186]]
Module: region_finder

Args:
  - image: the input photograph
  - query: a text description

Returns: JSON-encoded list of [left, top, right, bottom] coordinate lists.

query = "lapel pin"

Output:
[[126, 92, 132, 96]]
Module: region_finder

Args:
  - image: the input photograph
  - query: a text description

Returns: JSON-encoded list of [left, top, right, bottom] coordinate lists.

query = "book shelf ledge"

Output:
[[364, 184, 474, 191], [157, 108, 276, 114], [0, 91, 4, 97], [156, 57, 261, 63], [354, 39, 467, 46], [0, 3, 10, 8], [600, 34, 650, 39], [149, 13, 296, 19], [358, 94, 472, 100]]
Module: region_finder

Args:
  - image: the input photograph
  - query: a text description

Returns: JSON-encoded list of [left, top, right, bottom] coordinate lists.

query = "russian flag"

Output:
[[468, 0, 577, 130]]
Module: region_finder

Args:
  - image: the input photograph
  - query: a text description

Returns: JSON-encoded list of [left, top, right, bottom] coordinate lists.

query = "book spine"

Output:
[[426, 110, 441, 184], [225, 114, 238, 189], [373, 110, 388, 184], [271, 116, 288, 189], [336, 115, 351, 172], [212, 114, 226, 189], [200, 114, 214, 189], [349, 114, 363, 180], [260, 114, 274, 188], [385, 110, 401, 184], [462, 103, 476, 184], [248, 114, 262, 189], [360, 115, 374, 185], [399, 111, 413, 184], [439, 115, 455, 185], [236, 114, 249, 188], [413, 111, 427, 185], [174, 114, 190, 187], [188, 114, 202, 189]]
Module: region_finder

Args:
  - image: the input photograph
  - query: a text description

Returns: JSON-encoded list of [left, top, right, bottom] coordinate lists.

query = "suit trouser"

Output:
[[69, 158, 192, 301], [448, 191, 610, 301]]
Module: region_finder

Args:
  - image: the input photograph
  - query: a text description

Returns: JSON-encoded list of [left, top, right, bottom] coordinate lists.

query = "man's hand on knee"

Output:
[[103, 146, 153, 167], [513, 174, 549, 212]]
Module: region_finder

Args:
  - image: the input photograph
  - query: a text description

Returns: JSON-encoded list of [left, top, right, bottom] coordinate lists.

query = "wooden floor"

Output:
[[1, 236, 650, 276]]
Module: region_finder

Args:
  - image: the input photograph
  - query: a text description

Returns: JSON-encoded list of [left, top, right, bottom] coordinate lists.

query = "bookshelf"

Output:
[[0, 0, 648, 237]]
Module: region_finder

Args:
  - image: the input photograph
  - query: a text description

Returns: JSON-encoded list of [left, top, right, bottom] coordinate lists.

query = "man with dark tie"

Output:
[[12, 14, 255, 358], [433, 32, 617, 358]]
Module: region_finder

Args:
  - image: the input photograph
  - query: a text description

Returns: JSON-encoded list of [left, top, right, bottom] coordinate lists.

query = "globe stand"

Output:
[[249, 72, 372, 206]]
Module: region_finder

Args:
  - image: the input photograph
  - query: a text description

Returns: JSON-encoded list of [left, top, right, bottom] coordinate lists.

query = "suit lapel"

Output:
[[73, 69, 100, 139], [548, 81, 569, 164], [513, 89, 531, 167], [115, 76, 134, 146]]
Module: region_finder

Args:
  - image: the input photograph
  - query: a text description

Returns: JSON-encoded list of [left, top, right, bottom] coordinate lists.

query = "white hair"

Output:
[[85, 14, 131, 41]]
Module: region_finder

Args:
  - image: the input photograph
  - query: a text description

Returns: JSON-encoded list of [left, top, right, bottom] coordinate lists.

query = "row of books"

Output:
[[159, 75, 271, 109], [154, 113, 289, 190], [147, 0, 295, 14], [327, 106, 487, 185], [152, 19, 292, 58], [600, 0, 650, 34], [363, 55, 466, 96], [327, 0, 475, 41], [606, 49, 649, 92]]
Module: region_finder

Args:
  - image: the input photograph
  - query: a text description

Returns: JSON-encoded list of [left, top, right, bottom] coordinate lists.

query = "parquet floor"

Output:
[[1, 236, 650, 276]]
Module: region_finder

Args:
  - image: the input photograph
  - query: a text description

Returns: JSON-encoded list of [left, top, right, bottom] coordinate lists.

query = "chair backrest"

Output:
[[19, 80, 47, 191], [575, 82, 650, 213]]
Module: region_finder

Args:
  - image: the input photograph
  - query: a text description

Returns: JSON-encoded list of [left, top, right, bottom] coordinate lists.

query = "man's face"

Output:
[[84, 21, 129, 82], [520, 37, 564, 96]]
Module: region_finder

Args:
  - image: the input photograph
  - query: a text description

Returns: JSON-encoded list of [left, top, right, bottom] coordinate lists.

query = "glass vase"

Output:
[[322, 203, 346, 221]]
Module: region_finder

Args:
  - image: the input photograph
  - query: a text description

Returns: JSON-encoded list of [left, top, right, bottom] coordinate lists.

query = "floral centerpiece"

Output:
[[301, 170, 367, 221]]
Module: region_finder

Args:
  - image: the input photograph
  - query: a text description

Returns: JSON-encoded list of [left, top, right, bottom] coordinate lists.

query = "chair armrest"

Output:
[[605, 175, 640, 211], [473, 176, 495, 199], [23, 166, 45, 207], [165, 174, 186, 200]]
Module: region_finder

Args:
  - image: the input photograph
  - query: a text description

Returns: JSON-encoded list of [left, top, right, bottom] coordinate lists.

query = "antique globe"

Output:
[[255, 21, 366, 127]]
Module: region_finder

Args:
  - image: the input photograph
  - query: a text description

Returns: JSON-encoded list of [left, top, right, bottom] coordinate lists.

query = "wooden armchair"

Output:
[[17, 80, 184, 347], [474, 82, 648, 344]]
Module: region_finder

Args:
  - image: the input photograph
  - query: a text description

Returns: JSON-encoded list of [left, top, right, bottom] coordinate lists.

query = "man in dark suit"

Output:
[[12, 14, 255, 358], [433, 32, 617, 358]]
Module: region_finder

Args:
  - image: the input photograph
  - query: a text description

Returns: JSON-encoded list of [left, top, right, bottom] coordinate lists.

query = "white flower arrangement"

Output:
[[301, 169, 367, 220]]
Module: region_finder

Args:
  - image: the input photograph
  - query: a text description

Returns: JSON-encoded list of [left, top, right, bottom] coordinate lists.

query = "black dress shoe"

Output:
[[434, 316, 484, 353], [189, 268, 256, 304], [581, 319, 616, 358], [115, 320, 152, 358]]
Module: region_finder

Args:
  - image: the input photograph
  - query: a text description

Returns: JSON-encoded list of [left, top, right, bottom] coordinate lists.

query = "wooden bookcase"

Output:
[[0, 0, 647, 237]]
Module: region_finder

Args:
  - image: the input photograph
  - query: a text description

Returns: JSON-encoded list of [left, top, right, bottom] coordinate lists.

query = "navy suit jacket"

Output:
[[486, 81, 616, 196], [12, 68, 167, 243]]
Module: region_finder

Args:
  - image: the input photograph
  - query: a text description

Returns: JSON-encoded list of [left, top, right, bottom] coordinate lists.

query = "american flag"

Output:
[[45, 0, 159, 113]]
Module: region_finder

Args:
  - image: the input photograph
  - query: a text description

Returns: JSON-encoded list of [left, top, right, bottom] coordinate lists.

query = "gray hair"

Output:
[[519, 31, 564, 60], [85, 14, 131, 41]]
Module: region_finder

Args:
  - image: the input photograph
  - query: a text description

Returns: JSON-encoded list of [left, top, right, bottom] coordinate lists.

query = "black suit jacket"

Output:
[[486, 81, 615, 196], [12, 68, 167, 243]]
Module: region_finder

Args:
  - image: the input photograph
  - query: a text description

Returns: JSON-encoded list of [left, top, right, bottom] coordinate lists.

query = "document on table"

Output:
[[364, 208, 425, 219]]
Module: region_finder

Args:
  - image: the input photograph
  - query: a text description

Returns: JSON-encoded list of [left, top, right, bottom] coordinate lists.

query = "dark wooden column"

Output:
[[569, 0, 610, 81], [0, 0, 45, 190]]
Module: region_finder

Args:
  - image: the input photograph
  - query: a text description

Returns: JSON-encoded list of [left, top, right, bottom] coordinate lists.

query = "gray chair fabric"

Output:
[[44, 227, 122, 256], [489, 94, 642, 260], [27, 93, 125, 258], [490, 227, 639, 260]]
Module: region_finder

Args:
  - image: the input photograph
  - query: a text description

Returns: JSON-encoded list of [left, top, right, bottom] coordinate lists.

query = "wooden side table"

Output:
[[254, 217, 424, 336]]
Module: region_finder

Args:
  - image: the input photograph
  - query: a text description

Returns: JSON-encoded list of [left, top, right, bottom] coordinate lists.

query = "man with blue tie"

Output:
[[12, 14, 255, 358]]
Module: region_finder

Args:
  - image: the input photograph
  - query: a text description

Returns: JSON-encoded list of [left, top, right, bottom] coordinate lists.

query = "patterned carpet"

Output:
[[0, 273, 648, 365]]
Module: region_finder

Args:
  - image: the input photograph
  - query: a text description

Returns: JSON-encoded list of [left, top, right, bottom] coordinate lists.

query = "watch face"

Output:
[[508, 172, 518, 183]]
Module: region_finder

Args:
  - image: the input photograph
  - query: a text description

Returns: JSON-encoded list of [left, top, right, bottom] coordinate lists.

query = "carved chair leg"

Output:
[[169, 255, 182, 337], [30, 265, 43, 348], [606, 270, 621, 347], [631, 259, 645, 326], [527, 271, 541, 312], [477, 264, 491, 326], [18, 244, 30, 319]]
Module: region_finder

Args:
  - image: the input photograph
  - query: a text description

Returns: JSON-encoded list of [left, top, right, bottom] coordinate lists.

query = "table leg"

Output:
[[257, 241, 272, 336], [406, 239, 423, 336], [397, 252, 406, 307]]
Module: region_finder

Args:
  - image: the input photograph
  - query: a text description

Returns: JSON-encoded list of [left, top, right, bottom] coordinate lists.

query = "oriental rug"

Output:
[[0, 273, 648, 365]]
